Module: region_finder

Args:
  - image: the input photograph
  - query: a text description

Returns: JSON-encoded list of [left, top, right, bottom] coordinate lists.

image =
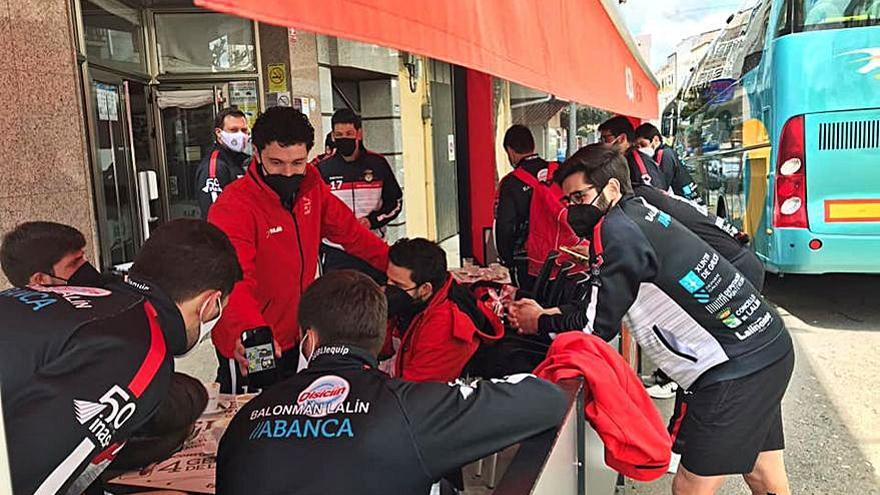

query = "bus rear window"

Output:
[[797, 0, 880, 31]]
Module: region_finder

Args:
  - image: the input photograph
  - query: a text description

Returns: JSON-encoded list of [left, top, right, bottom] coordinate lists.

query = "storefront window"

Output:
[[81, 0, 146, 74], [155, 13, 256, 74]]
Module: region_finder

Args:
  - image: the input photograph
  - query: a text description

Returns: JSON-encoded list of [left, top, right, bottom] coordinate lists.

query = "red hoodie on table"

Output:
[[534, 332, 672, 481]]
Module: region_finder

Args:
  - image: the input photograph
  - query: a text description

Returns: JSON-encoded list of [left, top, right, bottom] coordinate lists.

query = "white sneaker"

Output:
[[646, 381, 678, 399], [667, 453, 681, 474]]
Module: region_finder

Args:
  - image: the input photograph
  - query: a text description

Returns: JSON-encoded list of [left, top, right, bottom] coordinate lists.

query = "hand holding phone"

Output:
[[236, 326, 281, 389]]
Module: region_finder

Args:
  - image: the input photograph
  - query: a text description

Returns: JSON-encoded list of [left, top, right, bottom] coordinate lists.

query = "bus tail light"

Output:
[[773, 115, 808, 229]]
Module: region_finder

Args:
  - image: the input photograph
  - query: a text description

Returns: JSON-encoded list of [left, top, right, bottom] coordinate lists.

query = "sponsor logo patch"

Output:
[[716, 308, 743, 329], [74, 385, 137, 448], [678, 271, 710, 303], [297, 376, 349, 418]]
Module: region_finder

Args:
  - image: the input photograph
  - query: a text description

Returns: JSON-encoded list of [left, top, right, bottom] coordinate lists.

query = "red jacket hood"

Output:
[[432, 275, 504, 343], [533, 333, 671, 482]]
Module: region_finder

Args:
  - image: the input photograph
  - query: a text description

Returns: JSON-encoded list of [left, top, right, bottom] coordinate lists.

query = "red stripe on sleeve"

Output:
[[128, 302, 167, 398], [209, 150, 220, 178]]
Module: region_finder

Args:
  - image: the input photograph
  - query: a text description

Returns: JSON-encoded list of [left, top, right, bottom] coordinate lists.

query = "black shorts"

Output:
[[667, 349, 794, 476]]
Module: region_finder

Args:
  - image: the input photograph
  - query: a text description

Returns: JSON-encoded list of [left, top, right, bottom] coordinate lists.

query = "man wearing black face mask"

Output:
[[208, 107, 390, 393], [384, 238, 503, 382], [317, 109, 403, 282], [1, 221, 105, 288], [599, 116, 668, 191], [547, 144, 792, 495]]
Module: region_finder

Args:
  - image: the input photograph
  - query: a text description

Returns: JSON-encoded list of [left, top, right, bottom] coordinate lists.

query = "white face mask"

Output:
[[220, 130, 251, 154], [180, 295, 222, 357], [638, 146, 655, 157], [297, 333, 312, 373]]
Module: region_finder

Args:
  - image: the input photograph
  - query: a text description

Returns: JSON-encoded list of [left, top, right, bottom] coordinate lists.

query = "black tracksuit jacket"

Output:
[[216, 345, 566, 494], [194, 144, 250, 220], [547, 196, 791, 390], [494, 155, 551, 269], [0, 277, 187, 495]]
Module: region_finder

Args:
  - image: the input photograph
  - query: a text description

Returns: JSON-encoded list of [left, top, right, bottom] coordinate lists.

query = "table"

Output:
[[109, 393, 254, 494]]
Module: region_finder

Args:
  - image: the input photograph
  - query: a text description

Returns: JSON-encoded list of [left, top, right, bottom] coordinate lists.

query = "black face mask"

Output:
[[385, 284, 428, 321], [65, 262, 104, 287], [567, 189, 608, 239], [335, 138, 357, 157], [260, 164, 304, 207]]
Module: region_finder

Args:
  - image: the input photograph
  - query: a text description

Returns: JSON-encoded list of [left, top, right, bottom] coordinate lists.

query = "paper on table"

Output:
[[109, 393, 255, 494]]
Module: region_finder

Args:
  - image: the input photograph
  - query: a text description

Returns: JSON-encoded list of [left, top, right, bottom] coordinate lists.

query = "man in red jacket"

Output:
[[208, 107, 389, 393], [385, 238, 503, 382]]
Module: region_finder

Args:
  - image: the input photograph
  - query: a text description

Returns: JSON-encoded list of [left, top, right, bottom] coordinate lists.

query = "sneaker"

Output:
[[667, 452, 681, 474], [646, 381, 678, 399]]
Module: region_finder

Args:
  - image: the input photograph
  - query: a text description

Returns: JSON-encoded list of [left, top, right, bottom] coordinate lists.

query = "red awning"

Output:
[[194, 0, 658, 119]]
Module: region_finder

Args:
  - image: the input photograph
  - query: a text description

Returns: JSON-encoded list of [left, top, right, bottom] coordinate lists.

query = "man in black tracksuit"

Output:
[[633, 185, 764, 292], [509, 183, 765, 336], [217, 270, 566, 495], [599, 116, 667, 190], [195, 108, 252, 219], [555, 145, 793, 494], [0, 220, 241, 495], [636, 122, 702, 203], [494, 125, 555, 291], [319, 109, 402, 282]]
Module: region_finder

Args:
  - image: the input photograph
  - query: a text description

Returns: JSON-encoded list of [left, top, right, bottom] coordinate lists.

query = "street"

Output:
[[629, 274, 880, 495]]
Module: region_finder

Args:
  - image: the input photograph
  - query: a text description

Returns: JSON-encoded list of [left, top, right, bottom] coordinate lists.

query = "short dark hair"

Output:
[[635, 123, 662, 142], [214, 107, 247, 130], [298, 270, 387, 355], [130, 220, 242, 303], [598, 116, 635, 143], [388, 238, 448, 291], [251, 106, 315, 152], [555, 143, 634, 195], [331, 108, 362, 130], [503, 125, 535, 154], [0, 222, 86, 287]]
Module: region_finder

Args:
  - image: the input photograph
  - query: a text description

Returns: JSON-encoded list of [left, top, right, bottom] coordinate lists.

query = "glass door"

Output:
[[89, 71, 142, 268], [430, 62, 460, 241], [155, 80, 257, 220]]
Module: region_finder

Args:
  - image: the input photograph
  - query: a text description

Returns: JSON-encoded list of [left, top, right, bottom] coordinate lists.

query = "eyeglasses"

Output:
[[385, 282, 420, 293], [561, 187, 596, 207]]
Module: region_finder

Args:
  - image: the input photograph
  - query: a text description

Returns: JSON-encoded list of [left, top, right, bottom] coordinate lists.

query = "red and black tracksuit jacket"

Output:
[[317, 147, 403, 236], [208, 161, 389, 359], [194, 144, 250, 220], [0, 277, 186, 495]]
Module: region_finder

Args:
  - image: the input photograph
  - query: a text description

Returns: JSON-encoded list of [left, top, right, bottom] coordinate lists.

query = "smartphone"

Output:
[[558, 246, 591, 264], [241, 327, 278, 388]]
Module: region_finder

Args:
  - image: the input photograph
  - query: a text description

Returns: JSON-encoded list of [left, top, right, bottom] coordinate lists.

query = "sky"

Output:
[[618, 0, 747, 71]]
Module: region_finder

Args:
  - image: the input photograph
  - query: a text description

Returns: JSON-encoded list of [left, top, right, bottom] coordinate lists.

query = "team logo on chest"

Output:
[[363, 169, 374, 183]]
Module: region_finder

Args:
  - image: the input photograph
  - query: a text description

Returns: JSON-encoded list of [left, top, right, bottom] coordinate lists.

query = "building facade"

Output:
[[0, 0, 577, 287]]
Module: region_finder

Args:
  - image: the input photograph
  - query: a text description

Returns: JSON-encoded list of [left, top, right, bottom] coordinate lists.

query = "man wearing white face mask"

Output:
[[217, 270, 566, 495], [0, 219, 242, 495], [195, 107, 252, 219]]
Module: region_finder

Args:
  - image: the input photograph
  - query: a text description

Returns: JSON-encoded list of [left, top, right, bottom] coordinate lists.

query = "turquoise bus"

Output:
[[672, 0, 880, 274]]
